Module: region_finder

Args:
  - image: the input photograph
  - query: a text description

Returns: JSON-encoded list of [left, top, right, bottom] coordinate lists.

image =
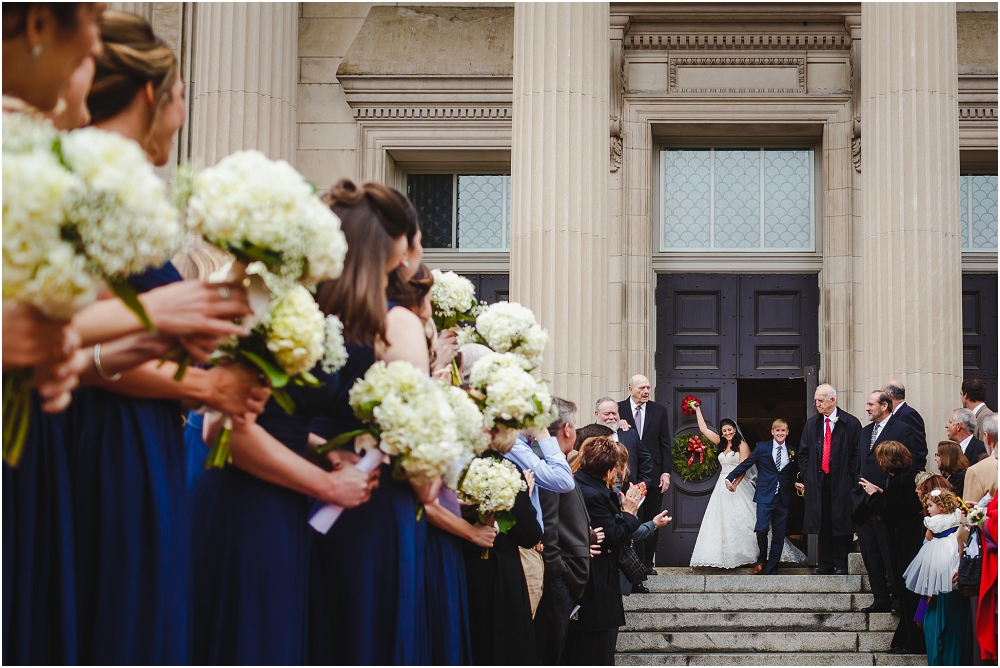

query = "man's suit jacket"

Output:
[[797, 409, 861, 536], [853, 415, 917, 510], [616, 427, 653, 488], [893, 403, 928, 471], [619, 398, 671, 479], [974, 405, 994, 442], [728, 440, 799, 508], [964, 436, 989, 464], [963, 452, 998, 504]]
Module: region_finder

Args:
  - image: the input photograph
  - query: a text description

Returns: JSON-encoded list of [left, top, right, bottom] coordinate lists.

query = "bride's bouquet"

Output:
[[457, 300, 548, 370], [467, 352, 555, 432], [178, 150, 347, 292], [204, 285, 348, 468], [457, 455, 526, 558], [2, 116, 181, 466]]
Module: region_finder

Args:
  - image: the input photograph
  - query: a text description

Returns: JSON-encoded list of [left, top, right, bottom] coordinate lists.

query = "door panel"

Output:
[[962, 273, 999, 409], [459, 273, 509, 306], [739, 274, 819, 378]]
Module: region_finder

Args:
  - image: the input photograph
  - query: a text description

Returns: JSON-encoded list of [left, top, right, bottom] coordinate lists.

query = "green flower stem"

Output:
[[204, 415, 233, 469], [2, 368, 33, 467]]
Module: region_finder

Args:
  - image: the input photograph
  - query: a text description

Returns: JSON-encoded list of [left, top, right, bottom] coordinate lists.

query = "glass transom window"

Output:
[[406, 173, 511, 251], [660, 148, 815, 252], [960, 175, 998, 251]]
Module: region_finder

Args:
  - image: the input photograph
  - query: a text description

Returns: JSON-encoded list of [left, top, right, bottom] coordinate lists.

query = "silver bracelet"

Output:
[[93, 343, 122, 382]]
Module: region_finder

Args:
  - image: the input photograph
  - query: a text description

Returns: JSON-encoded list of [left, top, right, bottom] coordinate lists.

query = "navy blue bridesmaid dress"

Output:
[[183, 410, 208, 490], [308, 343, 430, 666], [190, 368, 341, 665], [425, 487, 472, 665], [64, 263, 189, 665], [3, 399, 77, 665]]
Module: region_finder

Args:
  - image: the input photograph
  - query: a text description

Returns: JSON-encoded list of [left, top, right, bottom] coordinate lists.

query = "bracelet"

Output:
[[93, 343, 122, 382]]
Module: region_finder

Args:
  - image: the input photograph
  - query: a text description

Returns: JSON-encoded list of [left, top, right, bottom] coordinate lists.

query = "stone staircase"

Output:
[[616, 555, 927, 666]]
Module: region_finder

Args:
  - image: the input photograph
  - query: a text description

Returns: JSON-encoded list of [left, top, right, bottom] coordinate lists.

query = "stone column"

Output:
[[510, 2, 610, 410], [189, 2, 297, 166], [861, 3, 963, 444]]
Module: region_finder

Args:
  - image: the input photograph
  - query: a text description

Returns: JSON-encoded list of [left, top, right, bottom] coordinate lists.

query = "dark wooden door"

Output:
[[962, 273, 999, 409], [459, 273, 509, 306], [654, 273, 819, 566]]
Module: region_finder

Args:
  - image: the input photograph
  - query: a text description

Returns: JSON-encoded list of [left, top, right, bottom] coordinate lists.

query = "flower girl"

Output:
[[903, 489, 965, 665]]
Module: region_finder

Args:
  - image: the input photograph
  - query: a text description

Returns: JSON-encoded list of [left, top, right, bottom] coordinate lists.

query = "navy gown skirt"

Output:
[[425, 489, 472, 665], [64, 263, 190, 665], [3, 399, 77, 665]]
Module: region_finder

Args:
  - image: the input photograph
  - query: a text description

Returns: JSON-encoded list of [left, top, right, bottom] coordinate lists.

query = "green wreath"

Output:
[[671, 433, 719, 483]]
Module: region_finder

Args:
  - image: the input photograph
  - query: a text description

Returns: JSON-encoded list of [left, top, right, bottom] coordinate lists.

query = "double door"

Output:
[[654, 273, 819, 566]]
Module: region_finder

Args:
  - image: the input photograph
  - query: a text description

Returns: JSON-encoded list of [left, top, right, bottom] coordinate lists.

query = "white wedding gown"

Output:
[[689, 450, 807, 569]]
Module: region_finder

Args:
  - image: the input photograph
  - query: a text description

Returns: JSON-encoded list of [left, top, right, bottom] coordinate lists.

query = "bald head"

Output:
[[628, 374, 651, 405], [881, 380, 905, 409], [814, 384, 837, 416]]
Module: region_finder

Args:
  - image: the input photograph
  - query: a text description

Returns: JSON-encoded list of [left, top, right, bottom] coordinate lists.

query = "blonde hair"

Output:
[[172, 240, 231, 281], [87, 11, 178, 164], [772, 418, 789, 430]]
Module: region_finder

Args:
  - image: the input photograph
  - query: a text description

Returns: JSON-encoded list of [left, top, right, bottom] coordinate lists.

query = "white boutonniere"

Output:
[[829, 415, 839, 425]]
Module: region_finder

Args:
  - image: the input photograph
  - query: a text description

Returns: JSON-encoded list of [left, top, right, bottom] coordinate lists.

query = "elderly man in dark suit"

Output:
[[595, 397, 652, 492], [618, 374, 671, 571], [854, 390, 918, 613], [797, 383, 861, 575], [532, 397, 591, 665], [947, 407, 989, 464], [882, 379, 928, 470]]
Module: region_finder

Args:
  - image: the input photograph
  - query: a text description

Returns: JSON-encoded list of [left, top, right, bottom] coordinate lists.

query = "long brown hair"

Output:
[[86, 11, 177, 163], [315, 179, 415, 346], [935, 440, 970, 477]]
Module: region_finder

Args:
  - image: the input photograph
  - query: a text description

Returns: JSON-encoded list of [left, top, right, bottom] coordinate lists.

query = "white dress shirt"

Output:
[[891, 400, 907, 415], [973, 402, 986, 417], [824, 407, 839, 434], [960, 434, 974, 454]]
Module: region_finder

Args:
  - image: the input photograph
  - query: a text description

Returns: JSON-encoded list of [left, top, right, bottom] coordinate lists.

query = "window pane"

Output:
[[661, 150, 711, 250], [714, 150, 760, 248], [960, 176, 970, 249], [407, 174, 453, 249], [457, 175, 507, 250], [970, 175, 998, 250], [763, 150, 812, 249]]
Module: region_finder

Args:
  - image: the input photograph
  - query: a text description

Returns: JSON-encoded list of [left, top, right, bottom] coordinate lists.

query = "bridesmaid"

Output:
[[309, 180, 440, 665], [2, 4, 105, 664], [64, 13, 269, 664]]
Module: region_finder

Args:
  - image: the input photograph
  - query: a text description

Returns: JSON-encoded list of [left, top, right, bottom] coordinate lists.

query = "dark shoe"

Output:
[[752, 562, 764, 575], [812, 568, 834, 575], [631, 582, 650, 594], [645, 567, 658, 576], [887, 647, 911, 655], [861, 602, 891, 614], [833, 569, 848, 575], [890, 603, 900, 615]]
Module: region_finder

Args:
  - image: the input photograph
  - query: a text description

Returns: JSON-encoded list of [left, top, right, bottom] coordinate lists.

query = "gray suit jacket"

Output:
[[974, 405, 994, 442], [532, 443, 591, 600]]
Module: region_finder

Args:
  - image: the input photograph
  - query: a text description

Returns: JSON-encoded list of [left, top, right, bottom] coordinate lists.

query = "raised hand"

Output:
[[618, 419, 631, 432], [620, 490, 640, 516], [523, 469, 535, 497], [651, 509, 672, 528]]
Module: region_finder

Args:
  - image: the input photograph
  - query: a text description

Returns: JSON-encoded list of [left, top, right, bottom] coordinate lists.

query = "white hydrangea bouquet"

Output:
[[457, 455, 527, 558], [467, 352, 555, 432], [205, 285, 348, 468], [177, 150, 347, 292], [2, 115, 180, 466], [429, 269, 480, 384], [457, 300, 549, 370]]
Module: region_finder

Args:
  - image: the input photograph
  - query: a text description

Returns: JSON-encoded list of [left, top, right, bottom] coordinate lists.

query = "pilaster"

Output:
[[510, 2, 611, 410]]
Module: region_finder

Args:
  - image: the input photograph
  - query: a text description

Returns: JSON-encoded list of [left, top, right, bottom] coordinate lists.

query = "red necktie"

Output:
[[822, 417, 832, 474]]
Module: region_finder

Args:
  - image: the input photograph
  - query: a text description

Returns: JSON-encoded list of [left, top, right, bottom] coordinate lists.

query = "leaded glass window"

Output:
[[961, 175, 998, 251], [406, 173, 510, 251], [660, 148, 815, 252]]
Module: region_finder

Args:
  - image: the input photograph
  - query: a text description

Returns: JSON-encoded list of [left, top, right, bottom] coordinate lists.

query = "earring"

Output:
[[401, 259, 410, 268], [31, 44, 43, 57]]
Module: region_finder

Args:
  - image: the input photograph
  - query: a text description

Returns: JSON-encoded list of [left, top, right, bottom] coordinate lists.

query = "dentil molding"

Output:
[[668, 56, 807, 94], [353, 107, 512, 121]]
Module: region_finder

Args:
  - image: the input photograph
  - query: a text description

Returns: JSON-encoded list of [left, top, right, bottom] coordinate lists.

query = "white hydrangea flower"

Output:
[[430, 269, 477, 329], [2, 112, 58, 155], [322, 314, 349, 374], [458, 456, 526, 515], [468, 352, 554, 430], [59, 127, 181, 279], [184, 150, 346, 289], [443, 383, 491, 455], [473, 301, 549, 369], [262, 285, 331, 377], [2, 151, 100, 318]]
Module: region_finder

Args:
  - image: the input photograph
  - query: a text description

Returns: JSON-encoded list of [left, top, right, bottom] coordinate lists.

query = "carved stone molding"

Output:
[[668, 56, 806, 93], [852, 116, 861, 173], [353, 107, 512, 120], [959, 106, 998, 120], [610, 37, 626, 172], [627, 33, 850, 50]]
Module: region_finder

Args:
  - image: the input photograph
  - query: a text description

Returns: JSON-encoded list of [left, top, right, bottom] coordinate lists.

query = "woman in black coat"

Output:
[[858, 440, 927, 655], [565, 436, 643, 665], [462, 448, 542, 665]]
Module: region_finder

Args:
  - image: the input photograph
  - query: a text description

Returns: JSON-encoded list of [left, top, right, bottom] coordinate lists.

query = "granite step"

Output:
[[624, 611, 899, 632], [624, 592, 875, 612], [616, 630, 895, 654], [615, 652, 926, 666], [644, 573, 865, 593]]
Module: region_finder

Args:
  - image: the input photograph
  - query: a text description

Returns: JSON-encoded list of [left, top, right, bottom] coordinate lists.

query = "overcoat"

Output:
[[797, 409, 862, 536]]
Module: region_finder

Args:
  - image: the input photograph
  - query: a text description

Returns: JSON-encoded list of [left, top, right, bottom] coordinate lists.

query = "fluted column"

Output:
[[510, 2, 610, 410], [190, 2, 297, 166], [861, 3, 963, 443]]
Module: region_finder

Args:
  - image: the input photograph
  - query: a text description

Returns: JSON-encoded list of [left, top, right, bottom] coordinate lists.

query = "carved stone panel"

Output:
[[668, 56, 807, 93]]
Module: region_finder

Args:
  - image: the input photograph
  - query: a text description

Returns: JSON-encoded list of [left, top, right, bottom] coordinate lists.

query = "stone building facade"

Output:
[[115, 3, 997, 465]]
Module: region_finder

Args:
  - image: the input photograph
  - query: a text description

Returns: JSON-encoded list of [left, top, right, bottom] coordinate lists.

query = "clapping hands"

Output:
[[589, 527, 605, 557]]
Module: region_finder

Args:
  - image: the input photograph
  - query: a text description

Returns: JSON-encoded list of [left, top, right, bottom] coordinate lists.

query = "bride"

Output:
[[688, 402, 806, 569]]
